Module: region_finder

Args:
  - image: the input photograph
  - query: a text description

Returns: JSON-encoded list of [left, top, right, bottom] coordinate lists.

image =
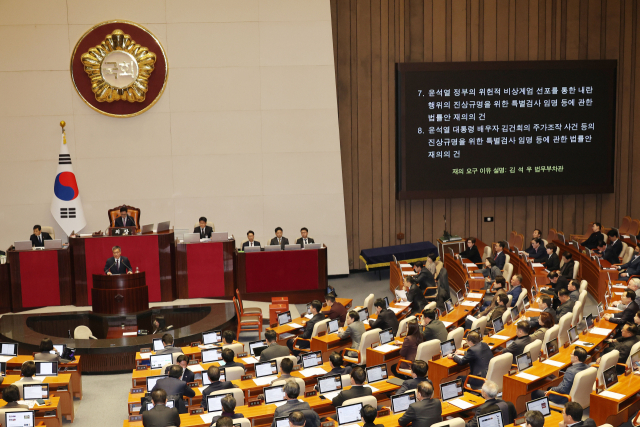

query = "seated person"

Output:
[[201, 366, 237, 409], [155, 334, 184, 362], [568, 280, 580, 301], [398, 381, 442, 427], [331, 367, 371, 407], [361, 404, 384, 427], [475, 293, 509, 331], [522, 411, 544, 427], [221, 330, 236, 346], [30, 225, 51, 248], [411, 260, 436, 291], [421, 308, 448, 343], [601, 239, 624, 266], [543, 243, 560, 271], [152, 316, 167, 334], [528, 238, 546, 262], [501, 320, 533, 364], [581, 222, 604, 250], [493, 241, 507, 270], [271, 381, 320, 427], [220, 348, 245, 370], [475, 258, 502, 285], [559, 402, 597, 427], [457, 237, 482, 264], [448, 331, 492, 389], [617, 279, 640, 309], [142, 389, 180, 427], [541, 271, 569, 299], [368, 298, 399, 336], [211, 394, 244, 424], [466, 380, 517, 427], [270, 358, 295, 386], [15, 361, 38, 399], [104, 245, 133, 275], [270, 227, 289, 248], [194, 217, 213, 239], [402, 276, 426, 315], [287, 300, 325, 355], [556, 289, 576, 320], [296, 227, 315, 248], [597, 323, 639, 374], [114, 206, 136, 227], [524, 229, 543, 256], [173, 355, 195, 382], [530, 312, 555, 342], [0, 385, 29, 418], [242, 230, 260, 250], [325, 294, 347, 324], [394, 360, 430, 395], [337, 311, 365, 355], [559, 252, 575, 280], [618, 245, 640, 278], [605, 289, 640, 329], [479, 276, 506, 311], [260, 329, 291, 362], [34, 337, 60, 362], [527, 295, 557, 324], [151, 365, 195, 413], [425, 254, 443, 280], [532, 347, 589, 404], [391, 320, 423, 379], [288, 410, 321, 427], [605, 229, 623, 262], [323, 352, 352, 376], [507, 274, 523, 307]]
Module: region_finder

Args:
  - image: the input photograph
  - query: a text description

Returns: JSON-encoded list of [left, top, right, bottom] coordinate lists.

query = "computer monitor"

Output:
[[249, 341, 267, 356], [255, 361, 277, 378], [630, 349, 640, 372], [22, 384, 49, 400], [584, 314, 594, 331], [0, 362, 5, 376], [317, 375, 342, 395], [35, 361, 57, 377], [440, 378, 463, 401], [265, 245, 281, 252], [147, 399, 176, 411], [444, 299, 454, 314], [0, 343, 17, 357], [492, 318, 504, 334], [277, 311, 292, 326], [203, 330, 222, 345], [147, 375, 168, 392], [568, 327, 578, 344], [357, 308, 369, 322], [302, 351, 323, 369], [149, 354, 173, 369], [157, 221, 171, 232], [546, 339, 559, 358], [379, 328, 394, 345], [526, 396, 551, 417], [274, 417, 290, 427], [336, 402, 363, 426], [152, 339, 164, 351], [365, 364, 388, 384], [523, 296, 530, 309], [207, 394, 224, 412], [532, 288, 537, 300], [391, 391, 416, 414], [263, 385, 286, 405], [383, 297, 390, 308], [464, 280, 470, 295], [440, 339, 456, 357], [184, 233, 200, 243], [202, 348, 222, 364], [476, 410, 504, 427], [327, 319, 340, 334], [602, 365, 619, 390], [5, 411, 35, 427], [52, 344, 66, 355], [210, 232, 229, 242], [306, 303, 312, 315], [516, 352, 533, 372]]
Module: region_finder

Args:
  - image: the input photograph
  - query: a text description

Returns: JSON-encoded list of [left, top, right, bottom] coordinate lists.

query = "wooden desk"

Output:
[[0, 375, 74, 422], [132, 356, 251, 387], [0, 397, 62, 427], [135, 345, 249, 370], [6, 356, 83, 400], [444, 254, 485, 291], [590, 371, 640, 426]]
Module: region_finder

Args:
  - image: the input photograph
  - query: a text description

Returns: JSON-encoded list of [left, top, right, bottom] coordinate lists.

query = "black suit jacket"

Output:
[[259, 343, 290, 362], [504, 335, 533, 364], [494, 251, 506, 270], [395, 377, 430, 395], [604, 239, 623, 262], [560, 260, 575, 280], [142, 404, 180, 427], [421, 319, 448, 343], [406, 284, 426, 315], [583, 231, 605, 250], [453, 342, 493, 378], [269, 237, 289, 249], [544, 253, 560, 271], [398, 398, 442, 427], [295, 237, 315, 248], [331, 385, 372, 407], [610, 300, 640, 326], [29, 232, 51, 248], [194, 226, 213, 239], [466, 398, 517, 427], [242, 240, 261, 250], [621, 255, 640, 277], [151, 377, 195, 414], [301, 313, 326, 339], [556, 299, 575, 320], [181, 368, 195, 383], [369, 308, 400, 336], [529, 246, 547, 262], [114, 216, 136, 227], [201, 381, 237, 409], [459, 245, 482, 264], [104, 256, 132, 274], [411, 270, 435, 292]]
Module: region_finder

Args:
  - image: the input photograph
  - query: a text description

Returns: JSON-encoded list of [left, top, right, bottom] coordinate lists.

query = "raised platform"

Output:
[[0, 302, 236, 374]]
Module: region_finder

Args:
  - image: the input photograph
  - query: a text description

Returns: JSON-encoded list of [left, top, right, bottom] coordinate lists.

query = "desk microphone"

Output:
[[104, 261, 116, 274], [123, 257, 133, 273]]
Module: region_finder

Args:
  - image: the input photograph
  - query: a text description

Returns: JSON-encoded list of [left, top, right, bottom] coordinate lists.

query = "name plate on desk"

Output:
[[377, 408, 390, 417], [190, 408, 204, 415], [129, 415, 143, 422], [131, 387, 144, 394], [237, 352, 248, 358], [190, 342, 201, 347], [305, 390, 317, 397], [108, 226, 137, 236], [187, 382, 198, 388], [241, 374, 253, 381], [249, 400, 262, 407], [136, 366, 148, 371]]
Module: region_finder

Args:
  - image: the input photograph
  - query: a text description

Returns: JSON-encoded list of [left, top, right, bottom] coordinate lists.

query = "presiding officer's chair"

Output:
[[40, 226, 55, 239], [108, 204, 141, 232]]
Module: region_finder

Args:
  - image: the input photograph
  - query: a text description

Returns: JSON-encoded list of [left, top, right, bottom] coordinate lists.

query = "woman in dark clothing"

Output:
[[458, 237, 482, 264], [391, 320, 424, 379]]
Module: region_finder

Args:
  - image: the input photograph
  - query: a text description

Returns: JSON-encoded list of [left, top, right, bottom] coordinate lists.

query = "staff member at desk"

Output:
[[524, 229, 543, 256], [104, 246, 133, 275], [143, 389, 180, 427], [581, 222, 605, 250], [296, 227, 314, 248], [194, 216, 213, 238], [270, 227, 289, 249], [532, 347, 589, 404], [618, 245, 640, 278], [30, 225, 51, 247], [543, 243, 560, 271], [456, 237, 482, 264], [448, 331, 493, 390], [242, 230, 260, 250], [397, 381, 442, 427], [114, 206, 136, 227], [528, 238, 546, 262]]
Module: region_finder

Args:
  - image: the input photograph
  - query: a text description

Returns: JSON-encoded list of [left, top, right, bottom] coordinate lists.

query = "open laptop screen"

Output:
[[274, 417, 290, 427], [545, 338, 559, 358], [492, 318, 504, 334], [152, 339, 164, 351], [302, 351, 322, 369], [440, 378, 463, 401], [317, 375, 342, 394], [327, 319, 340, 334], [603, 365, 619, 390], [440, 339, 456, 357], [255, 361, 277, 378], [380, 328, 394, 345], [336, 402, 363, 426], [357, 308, 369, 322], [0, 343, 17, 357], [203, 330, 222, 345], [147, 375, 168, 392], [150, 354, 173, 369], [365, 364, 388, 383], [23, 384, 49, 400], [444, 299, 454, 313], [526, 396, 550, 417], [516, 352, 533, 372], [35, 361, 57, 377], [5, 411, 35, 427], [202, 348, 222, 363], [278, 311, 292, 326], [249, 340, 267, 356], [477, 410, 504, 427], [264, 385, 286, 405], [391, 391, 416, 414]]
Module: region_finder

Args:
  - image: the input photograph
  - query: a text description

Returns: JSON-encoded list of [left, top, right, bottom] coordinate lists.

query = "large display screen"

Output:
[[396, 60, 616, 199]]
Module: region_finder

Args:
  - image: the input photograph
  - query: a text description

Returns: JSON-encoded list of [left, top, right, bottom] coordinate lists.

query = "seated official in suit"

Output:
[[543, 243, 560, 271], [30, 225, 51, 248], [617, 279, 640, 309], [618, 245, 640, 278], [368, 298, 400, 335], [493, 241, 507, 270], [605, 228, 623, 260], [559, 252, 575, 280], [269, 358, 295, 386], [394, 360, 430, 395], [104, 245, 133, 275], [530, 312, 555, 342], [361, 404, 384, 427], [172, 355, 195, 382], [155, 334, 184, 362], [151, 365, 195, 413], [466, 380, 517, 427], [325, 294, 347, 324], [338, 310, 365, 358], [201, 366, 238, 409], [331, 367, 372, 407], [541, 271, 569, 300], [260, 329, 291, 362], [210, 394, 244, 425], [604, 289, 640, 335], [480, 275, 505, 310], [410, 261, 436, 293], [532, 346, 589, 404], [457, 237, 482, 264], [194, 216, 213, 239], [34, 337, 60, 363], [15, 361, 39, 399], [398, 381, 442, 427], [270, 227, 289, 249], [597, 323, 639, 374], [288, 410, 321, 427], [296, 227, 315, 248], [143, 389, 181, 427], [507, 274, 523, 307], [501, 321, 533, 364], [324, 352, 353, 376], [0, 385, 29, 418], [567, 280, 580, 301], [528, 238, 547, 262], [391, 320, 423, 379], [272, 381, 320, 427], [220, 348, 245, 370], [555, 289, 575, 319], [524, 229, 543, 255], [242, 230, 261, 250], [114, 206, 136, 227], [287, 300, 326, 354], [448, 331, 493, 389], [401, 277, 426, 315], [596, 240, 621, 266], [581, 222, 605, 250], [221, 330, 236, 346], [523, 411, 544, 427], [559, 402, 597, 427], [420, 308, 448, 342]]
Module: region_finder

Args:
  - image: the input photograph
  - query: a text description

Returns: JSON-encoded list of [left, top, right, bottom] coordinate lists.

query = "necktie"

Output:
[[117, 259, 120, 271], [39, 235, 42, 243], [201, 228, 204, 236], [278, 238, 281, 244], [304, 239, 307, 245], [250, 242, 253, 247]]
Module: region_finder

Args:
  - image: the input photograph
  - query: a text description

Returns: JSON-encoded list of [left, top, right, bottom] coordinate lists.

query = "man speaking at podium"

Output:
[[114, 207, 136, 227], [104, 246, 133, 275]]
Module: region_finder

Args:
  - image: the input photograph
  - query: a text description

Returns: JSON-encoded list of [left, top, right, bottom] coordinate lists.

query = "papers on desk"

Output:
[[304, 314, 313, 319], [338, 424, 360, 427], [589, 327, 614, 336], [442, 321, 453, 327], [471, 275, 484, 279], [198, 386, 206, 393], [0, 356, 14, 363], [389, 307, 403, 314], [17, 401, 36, 409], [395, 290, 407, 300], [198, 344, 216, 350], [188, 364, 205, 373], [599, 390, 626, 400], [288, 323, 304, 329], [613, 284, 627, 289], [253, 375, 278, 386], [542, 359, 564, 367], [490, 334, 510, 340], [403, 271, 417, 276], [242, 357, 259, 364], [30, 376, 45, 383], [464, 263, 477, 268], [400, 263, 412, 268], [532, 263, 544, 267], [363, 384, 379, 393], [279, 333, 295, 340], [122, 332, 137, 336], [395, 301, 411, 307], [614, 292, 624, 296], [461, 301, 479, 307], [604, 268, 617, 270], [448, 398, 474, 410], [467, 293, 483, 298], [299, 367, 327, 377], [574, 340, 592, 346], [200, 412, 221, 424], [322, 391, 341, 400], [515, 372, 539, 381], [623, 235, 631, 239], [374, 344, 399, 353]]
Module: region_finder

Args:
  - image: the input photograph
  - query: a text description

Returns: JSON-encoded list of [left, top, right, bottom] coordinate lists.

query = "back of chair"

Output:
[[577, 291, 587, 310], [515, 287, 528, 308], [311, 319, 330, 338], [273, 356, 297, 373], [415, 339, 441, 362], [572, 261, 580, 279], [569, 367, 597, 408], [596, 350, 619, 389], [74, 325, 95, 339], [503, 263, 514, 282], [620, 216, 632, 235], [547, 229, 558, 243], [397, 316, 416, 338], [342, 395, 377, 408], [432, 419, 465, 427], [523, 339, 542, 361], [623, 246, 634, 264], [233, 419, 251, 427], [340, 374, 351, 388], [358, 329, 381, 364], [40, 226, 55, 240], [621, 241, 629, 262], [505, 254, 511, 266], [482, 246, 492, 262], [542, 325, 559, 354], [469, 316, 488, 335], [487, 353, 513, 392], [507, 295, 513, 307], [447, 327, 464, 349], [423, 301, 436, 311], [208, 387, 245, 406], [364, 294, 374, 315], [630, 219, 640, 237], [579, 280, 588, 294], [272, 377, 305, 394], [502, 308, 512, 325], [224, 366, 245, 382], [557, 313, 573, 347], [627, 341, 640, 366], [222, 343, 244, 355], [542, 239, 549, 247], [571, 301, 583, 328]]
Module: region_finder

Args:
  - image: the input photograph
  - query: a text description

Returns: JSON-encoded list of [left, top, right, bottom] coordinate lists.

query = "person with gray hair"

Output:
[[210, 394, 244, 425], [104, 245, 133, 275], [617, 278, 640, 309], [464, 380, 516, 427], [271, 381, 320, 427]]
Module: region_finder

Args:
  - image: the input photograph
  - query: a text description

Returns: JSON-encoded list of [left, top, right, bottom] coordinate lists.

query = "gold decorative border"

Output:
[[70, 20, 169, 118]]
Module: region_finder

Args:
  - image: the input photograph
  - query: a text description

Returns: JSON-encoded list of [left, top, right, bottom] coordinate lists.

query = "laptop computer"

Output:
[[379, 328, 394, 345], [52, 344, 66, 356], [391, 391, 416, 414], [444, 299, 454, 314], [13, 241, 31, 251], [630, 349, 640, 373], [22, 384, 49, 400], [0, 343, 18, 357], [147, 374, 168, 392], [277, 311, 292, 326], [44, 239, 62, 249], [147, 399, 176, 412], [597, 302, 604, 319], [202, 348, 223, 363], [516, 352, 533, 372], [545, 338, 559, 358], [206, 394, 225, 413], [317, 374, 342, 395], [244, 245, 261, 252], [35, 361, 57, 377], [568, 327, 579, 344], [302, 351, 323, 369], [440, 378, 464, 402], [255, 361, 278, 378], [440, 339, 456, 357], [5, 411, 35, 427], [365, 364, 388, 384], [203, 330, 222, 345], [284, 244, 301, 251], [336, 402, 364, 426], [249, 340, 267, 356], [210, 232, 228, 242], [602, 365, 619, 390], [357, 307, 369, 322], [470, 327, 482, 340], [150, 354, 173, 369], [526, 396, 551, 417], [584, 314, 594, 331], [327, 319, 340, 334], [274, 417, 291, 427], [477, 410, 504, 427], [511, 308, 519, 324], [523, 295, 530, 309], [141, 224, 154, 234], [265, 245, 281, 252], [152, 339, 164, 351], [304, 243, 322, 250], [202, 368, 225, 385], [264, 385, 286, 405], [157, 221, 171, 232], [492, 318, 505, 334], [184, 233, 200, 243]]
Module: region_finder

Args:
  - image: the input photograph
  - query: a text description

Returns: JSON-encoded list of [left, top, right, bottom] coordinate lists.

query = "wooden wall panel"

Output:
[[330, 0, 640, 269]]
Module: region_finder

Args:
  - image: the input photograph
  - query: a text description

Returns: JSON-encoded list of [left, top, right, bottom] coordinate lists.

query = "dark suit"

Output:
[[104, 256, 132, 274], [406, 284, 426, 315], [194, 226, 213, 239], [201, 381, 237, 409], [114, 216, 136, 227], [331, 385, 372, 408], [529, 246, 546, 262], [493, 251, 506, 270], [541, 276, 569, 297], [459, 245, 482, 264], [242, 240, 261, 250], [533, 362, 589, 403], [163, 366, 195, 383], [530, 307, 558, 325], [544, 253, 560, 271], [466, 398, 517, 427], [610, 300, 640, 328], [142, 404, 180, 427], [452, 342, 493, 388], [271, 401, 318, 427], [487, 304, 507, 323], [411, 270, 435, 292], [259, 343, 290, 362], [582, 231, 605, 250], [560, 260, 575, 280], [556, 300, 576, 321], [151, 377, 195, 414], [30, 232, 51, 247], [399, 334, 423, 362], [605, 239, 623, 263], [421, 319, 448, 343], [324, 366, 352, 376], [504, 335, 533, 364], [398, 398, 442, 427], [574, 419, 597, 427], [603, 334, 639, 373], [620, 255, 640, 277], [269, 237, 289, 249], [369, 308, 400, 336], [395, 376, 430, 395], [295, 237, 315, 248], [507, 285, 522, 308], [301, 313, 326, 339]]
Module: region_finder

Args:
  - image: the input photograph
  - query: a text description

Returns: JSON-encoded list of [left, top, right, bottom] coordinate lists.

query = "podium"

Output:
[[91, 272, 149, 315], [108, 226, 137, 236]]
